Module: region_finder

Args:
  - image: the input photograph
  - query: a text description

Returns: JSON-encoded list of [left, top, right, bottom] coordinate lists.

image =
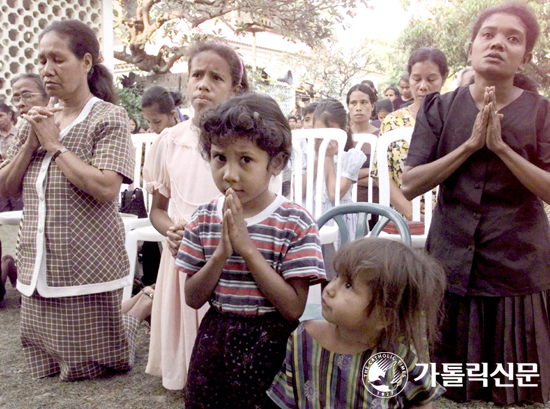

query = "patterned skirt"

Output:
[[184, 306, 298, 409], [435, 290, 550, 405], [21, 289, 139, 381]]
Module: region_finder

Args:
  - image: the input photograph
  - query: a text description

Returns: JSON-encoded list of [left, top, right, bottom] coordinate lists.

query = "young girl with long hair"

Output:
[[176, 93, 325, 408], [268, 238, 446, 408], [311, 99, 366, 253], [142, 41, 249, 390], [141, 86, 182, 134], [402, 3, 550, 404]]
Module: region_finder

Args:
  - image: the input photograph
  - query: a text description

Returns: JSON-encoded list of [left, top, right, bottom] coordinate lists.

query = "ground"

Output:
[[0, 225, 548, 409]]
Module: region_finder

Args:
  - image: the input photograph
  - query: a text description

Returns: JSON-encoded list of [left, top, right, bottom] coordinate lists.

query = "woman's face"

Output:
[[12, 78, 49, 115], [128, 118, 137, 133], [409, 60, 444, 105], [384, 89, 397, 101], [348, 90, 373, 125], [469, 13, 530, 80], [142, 105, 176, 134], [38, 32, 92, 100]]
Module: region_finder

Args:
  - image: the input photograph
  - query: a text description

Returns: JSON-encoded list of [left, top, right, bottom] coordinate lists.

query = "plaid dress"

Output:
[[1, 98, 139, 380]]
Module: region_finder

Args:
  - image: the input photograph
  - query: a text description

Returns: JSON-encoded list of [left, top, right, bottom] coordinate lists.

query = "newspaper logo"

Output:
[[363, 352, 408, 398]]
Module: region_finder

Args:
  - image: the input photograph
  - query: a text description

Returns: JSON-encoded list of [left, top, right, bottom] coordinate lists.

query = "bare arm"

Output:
[[0, 135, 39, 199], [24, 105, 125, 203], [389, 178, 412, 221], [227, 189, 309, 320], [52, 152, 123, 202], [356, 168, 370, 187], [184, 245, 228, 309], [324, 155, 354, 203]]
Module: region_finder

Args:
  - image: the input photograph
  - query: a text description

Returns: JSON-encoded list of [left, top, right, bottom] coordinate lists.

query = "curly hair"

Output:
[[333, 238, 446, 362], [199, 93, 292, 168]]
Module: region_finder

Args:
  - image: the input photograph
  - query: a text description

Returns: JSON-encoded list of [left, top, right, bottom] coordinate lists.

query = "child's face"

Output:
[[321, 274, 374, 331], [188, 50, 237, 120], [210, 138, 283, 216], [303, 112, 314, 129], [142, 105, 175, 134], [377, 109, 389, 122]]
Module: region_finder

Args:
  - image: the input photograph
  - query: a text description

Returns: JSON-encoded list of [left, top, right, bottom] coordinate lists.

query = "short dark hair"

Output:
[[141, 86, 182, 114], [346, 84, 376, 106], [303, 102, 319, 116], [471, 3, 539, 53], [188, 42, 249, 93], [407, 47, 449, 79], [399, 74, 409, 83], [333, 238, 446, 362], [11, 73, 48, 99], [360, 80, 378, 102], [375, 99, 393, 115], [39, 20, 117, 103], [384, 86, 401, 98], [200, 93, 292, 168], [0, 102, 14, 116]]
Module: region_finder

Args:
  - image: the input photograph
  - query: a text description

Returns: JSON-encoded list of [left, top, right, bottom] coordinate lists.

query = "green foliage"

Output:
[[114, 0, 370, 74], [283, 39, 385, 100], [116, 74, 144, 125]]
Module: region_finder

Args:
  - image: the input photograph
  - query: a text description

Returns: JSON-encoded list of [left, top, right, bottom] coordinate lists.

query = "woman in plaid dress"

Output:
[[0, 20, 139, 381]]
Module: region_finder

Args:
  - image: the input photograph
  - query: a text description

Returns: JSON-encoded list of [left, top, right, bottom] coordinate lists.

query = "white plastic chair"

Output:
[[289, 128, 348, 244], [0, 210, 22, 226], [375, 127, 437, 248], [289, 128, 348, 310], [351, 133, 378, 204], [121, 133, 165, 301]]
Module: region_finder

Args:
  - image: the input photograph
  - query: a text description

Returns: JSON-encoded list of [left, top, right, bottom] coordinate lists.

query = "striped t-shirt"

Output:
[[176, 195, 326, 315]]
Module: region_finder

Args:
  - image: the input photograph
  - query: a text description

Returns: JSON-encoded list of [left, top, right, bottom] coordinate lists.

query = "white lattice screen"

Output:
[[0, 0, 104, 98]]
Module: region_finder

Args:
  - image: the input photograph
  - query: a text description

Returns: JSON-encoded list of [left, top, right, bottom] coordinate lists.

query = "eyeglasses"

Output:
[[11, 92, 42, 104]]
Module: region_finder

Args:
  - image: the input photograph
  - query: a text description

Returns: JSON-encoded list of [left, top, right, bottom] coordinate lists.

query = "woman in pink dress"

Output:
[[143, 41, 249, 390]]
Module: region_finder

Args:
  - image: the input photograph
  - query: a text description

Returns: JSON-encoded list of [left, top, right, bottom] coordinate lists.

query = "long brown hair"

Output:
[[333, 238, 446, 362]]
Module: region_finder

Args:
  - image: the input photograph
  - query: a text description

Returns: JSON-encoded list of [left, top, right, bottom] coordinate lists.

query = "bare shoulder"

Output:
[[303, 320, 334, 347]]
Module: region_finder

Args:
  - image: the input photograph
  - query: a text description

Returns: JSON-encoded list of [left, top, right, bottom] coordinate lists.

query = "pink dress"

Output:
[[143, 120, 220, 390]]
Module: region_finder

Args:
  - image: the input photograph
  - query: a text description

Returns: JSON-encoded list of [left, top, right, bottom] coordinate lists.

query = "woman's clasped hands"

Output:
[[468, 86, 507, 154], [21, 98, 62, 152]]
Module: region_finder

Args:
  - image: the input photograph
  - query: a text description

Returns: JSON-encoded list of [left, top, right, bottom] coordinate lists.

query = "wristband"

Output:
[[52, 147, 68, 162]]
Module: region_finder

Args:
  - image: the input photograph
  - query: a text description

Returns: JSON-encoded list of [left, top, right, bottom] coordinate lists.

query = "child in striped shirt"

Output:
[[175, 93, 326, 409], [268, 238, 447, 408]]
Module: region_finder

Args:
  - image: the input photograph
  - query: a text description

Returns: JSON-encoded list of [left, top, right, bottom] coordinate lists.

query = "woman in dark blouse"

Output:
[[402, 3, 550, 405]]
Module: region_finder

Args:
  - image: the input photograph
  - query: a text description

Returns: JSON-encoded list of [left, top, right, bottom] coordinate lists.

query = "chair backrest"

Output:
[[316, 202, 412, 246], [124, 133, 159, 212], [375, 126, 437, 234], [290, 128, 348, 219], [351, 133, 378, 203]]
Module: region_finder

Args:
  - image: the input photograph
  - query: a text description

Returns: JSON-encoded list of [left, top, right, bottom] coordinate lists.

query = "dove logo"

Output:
[[362, 352, 408, 398]]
